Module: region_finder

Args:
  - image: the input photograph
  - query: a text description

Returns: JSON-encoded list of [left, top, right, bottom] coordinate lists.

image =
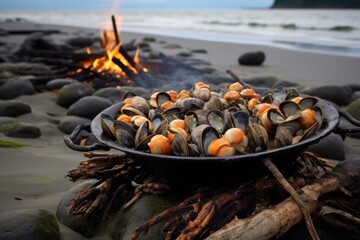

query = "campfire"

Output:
[[17, 15, 217, 91]]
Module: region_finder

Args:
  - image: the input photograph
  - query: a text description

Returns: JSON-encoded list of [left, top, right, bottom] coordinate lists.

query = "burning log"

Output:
[[205, 159, 360, 240]]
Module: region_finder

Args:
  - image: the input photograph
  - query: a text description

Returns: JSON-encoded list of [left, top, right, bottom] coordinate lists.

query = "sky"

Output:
[[0, 0, 275, 9]]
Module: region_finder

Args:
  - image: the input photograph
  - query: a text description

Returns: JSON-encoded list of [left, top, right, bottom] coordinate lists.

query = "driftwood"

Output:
[[206, 159, 360, 240]]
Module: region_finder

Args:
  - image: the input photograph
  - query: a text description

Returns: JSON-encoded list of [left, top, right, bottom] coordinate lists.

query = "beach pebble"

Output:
[[302, 85, 353, 106], [57, 116, 91, 134], [307, 133, 345, 160], [0, 208, 60, 240], [0, 122, 41, 138], [93, 87, 126, 103], [67, 96, 112, 119], [110, 195, 179, 240], [164, 43, 182, 49], [57, 82, 95, 108], [142, 37, 156, 42], [0, 100, 31, 117], [191, 49, 208, 54], [273, 80, 299, 88], [177, 52, 192, 57], [57, 179, 102, 238], [348, 83, 360, 92], [45, 78, 78, 91], [0, 62, 52, 76], [0, 78, 36, 100], [244, 76, 279, 88], [137, 42, 150, 49], [238, 51, 266, 66], [66, 36, 97, 48], [18, 32, 59, 52], [346, 98, 360, 121]]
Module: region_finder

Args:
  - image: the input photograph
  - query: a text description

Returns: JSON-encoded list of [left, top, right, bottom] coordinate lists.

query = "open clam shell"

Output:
[[100, 113, 116, 139]]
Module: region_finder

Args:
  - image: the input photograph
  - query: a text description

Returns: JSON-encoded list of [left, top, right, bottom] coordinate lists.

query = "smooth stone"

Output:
[[142, 37, 156, 42], [57, 82, 95, 108], [238, 51, 266, 66], [67, 96, 112, 119], [164, 43, 182, 49], [0, 208, 60, 240], [0, 62, 52, 76], [57, 179, 104, 238], [0, 122, 41, 138], [346, 98, 360, 121], [45, 78, 78, 91], [176, 52, 192, 57], [57, 115, 91, 134], [17, 32, 59, 52], [348, 83, 360, 92], [66, 37, 96, 48], [302, 85, 353, 106], [0, 116, 17, 126], [273, 80, 299, 88], [0, 78, 36, 100], [244, 76, 279, 88], [110, 195, 179, 240], [93, 87, 126, 103], [137, 42, 150, 49], [307, 133, 345, 160], [0, 100, 31, 117], [191, 49, 208, 54]]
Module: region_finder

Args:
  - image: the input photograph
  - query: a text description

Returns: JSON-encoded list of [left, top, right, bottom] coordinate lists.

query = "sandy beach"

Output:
[[1, 20, 360, 239]]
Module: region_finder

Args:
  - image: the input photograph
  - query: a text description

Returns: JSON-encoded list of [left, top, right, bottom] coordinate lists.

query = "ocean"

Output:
[[1, 9, 360, 57]]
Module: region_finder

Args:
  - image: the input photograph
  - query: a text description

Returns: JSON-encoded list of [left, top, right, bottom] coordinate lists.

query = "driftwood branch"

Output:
[[206, 159, 360, 240], [262, 158, 319, 240]]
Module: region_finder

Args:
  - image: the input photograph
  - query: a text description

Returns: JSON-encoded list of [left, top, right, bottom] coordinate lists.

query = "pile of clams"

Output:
[[101, 82, 324, 157]]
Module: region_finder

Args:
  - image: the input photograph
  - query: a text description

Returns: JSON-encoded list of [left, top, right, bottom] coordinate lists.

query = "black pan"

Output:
[[64, 98, 360, 183]]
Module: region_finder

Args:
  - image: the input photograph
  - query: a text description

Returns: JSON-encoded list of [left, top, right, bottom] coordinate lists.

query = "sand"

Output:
[[0, 21, 359, 239]]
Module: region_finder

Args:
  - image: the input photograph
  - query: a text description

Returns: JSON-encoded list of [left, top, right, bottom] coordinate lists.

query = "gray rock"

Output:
[[45, 78, 78, 91], [0, 116, 17, 126], [238, 51, 266, 66], [57, 82, 95, 108], [67, 96, 112, 119], [307, 133, 345, 160], [164, 43, 182, 49], [273, 80, 299, 88], [302, 85, 353, 106], [66, 37, 96, 48], [0, 100, 31, 117], [176, 52, 192, 57], [18, 32, 59, 52], [0, 78, 36, 99], [348, 83, 360, 92], [142, 37, 156, 42], [346, 98, 360, 121], [244, 76, 279, 88], [57, 115, 91, 134], [0, 122, 41, 138], [93, 87, 126, 103], [0, 62, 52, 76], [0, 208, 60, 240], [191, 49, 208, 54], [57, 179, 103, 237], [110, 195, 179, 240]]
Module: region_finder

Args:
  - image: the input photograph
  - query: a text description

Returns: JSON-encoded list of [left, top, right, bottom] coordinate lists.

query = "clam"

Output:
[[116, 114, 131, 125], [132, 96, 150, 115], [184, 111, 198, 132], [274, 125, 293, 148], [169, 119, 188, 132], [154, 120, 168, 136], [240, 88, 259, 100], [100, 113, 116, 139], [227, 82, 244, 92], [298, 97, 318, 110], [206, 138, 236, 157], [113, 120, 136, 148], [134, 121, 151, 148], [298, 108, 317, 129], [246, 123, 269, 153], [206, 110, 232, 134], [176, 90, 191, 100], [131, 115, 154, 132], [122, 91, 136, 100], [122, 107, 146, 117], [151, 113, 164, 132], [224, 90, 241, 103], [162, 107, 181, 122], [268, 101, 301, 125], [191, 125, 219, 154], [148, 135, 172, 155], [204, 96, 223, 111], [231, 111, 249, 131], [176, 98, 205, 111], [172, 130, 189, 156], [223, 128, 248, 153], [193, 87, 211, 101]]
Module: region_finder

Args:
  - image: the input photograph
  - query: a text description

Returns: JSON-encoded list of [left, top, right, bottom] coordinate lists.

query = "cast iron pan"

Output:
[[64, 98, 360, 183]]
